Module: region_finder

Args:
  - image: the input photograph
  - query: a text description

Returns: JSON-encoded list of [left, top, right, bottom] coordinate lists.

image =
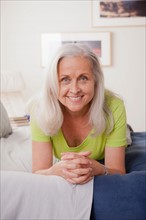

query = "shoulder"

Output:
[[105, 90, 125, 111]]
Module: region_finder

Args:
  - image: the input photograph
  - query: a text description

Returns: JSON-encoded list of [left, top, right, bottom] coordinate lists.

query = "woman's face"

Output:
[[58, 56, 95, 115]]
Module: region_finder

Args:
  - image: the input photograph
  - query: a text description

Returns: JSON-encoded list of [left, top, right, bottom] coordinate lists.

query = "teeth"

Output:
[[69, 96, 81, 101]]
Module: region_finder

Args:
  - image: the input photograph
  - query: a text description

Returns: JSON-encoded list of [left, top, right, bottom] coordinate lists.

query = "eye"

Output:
[[60, 77, 70, 84], [80, 75, 88, 81]]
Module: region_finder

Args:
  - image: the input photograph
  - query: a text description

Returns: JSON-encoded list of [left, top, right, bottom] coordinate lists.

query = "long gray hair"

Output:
[[33, 43, 115, 136]]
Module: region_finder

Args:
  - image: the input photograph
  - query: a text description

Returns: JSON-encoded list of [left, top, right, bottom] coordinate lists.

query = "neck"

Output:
[[62, 105, 90, 119]]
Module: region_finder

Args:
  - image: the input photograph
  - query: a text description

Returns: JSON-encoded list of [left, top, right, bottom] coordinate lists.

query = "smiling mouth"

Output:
[[68, 96, 83, 101]]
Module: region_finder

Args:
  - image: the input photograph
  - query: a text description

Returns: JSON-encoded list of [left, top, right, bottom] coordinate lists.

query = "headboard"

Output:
[[1, 72, 27, 117]]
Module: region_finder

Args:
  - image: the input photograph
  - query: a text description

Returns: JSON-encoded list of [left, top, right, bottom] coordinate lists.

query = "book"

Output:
[[9, 115, 30, 127]]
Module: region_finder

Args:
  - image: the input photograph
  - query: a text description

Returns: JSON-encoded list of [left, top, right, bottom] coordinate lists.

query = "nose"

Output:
[[70, 80, 80, 94]]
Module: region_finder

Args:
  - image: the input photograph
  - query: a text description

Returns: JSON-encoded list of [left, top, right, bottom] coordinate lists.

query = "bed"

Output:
[[0, 101, 93, 220], [0, 99, 146, 220]]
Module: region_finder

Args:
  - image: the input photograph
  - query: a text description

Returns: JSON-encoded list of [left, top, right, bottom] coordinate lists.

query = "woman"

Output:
[[30, 43, 127, 184]]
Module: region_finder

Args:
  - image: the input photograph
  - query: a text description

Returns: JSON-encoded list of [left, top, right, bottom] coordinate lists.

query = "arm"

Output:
[[30, 116, 68, 176], [88, 145, 126, 176], [32, 141, 53, 173], [104, 145, 126, 174], [89, 145, 126, 176], [32, 141, 68, 177]]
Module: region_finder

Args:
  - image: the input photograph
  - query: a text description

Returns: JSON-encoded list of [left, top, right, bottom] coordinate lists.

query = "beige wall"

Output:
[[1, 1, 145, 131]]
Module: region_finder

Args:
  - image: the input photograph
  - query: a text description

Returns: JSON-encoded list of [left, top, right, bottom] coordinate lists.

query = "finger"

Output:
[[61, 152, 67, 157], [78, 151, 92, 157], [63, 158, 91, 169], [70, 167, 92, 175], [71, 173, 91, 183], [78, 177, 93, 185], [61, 151, 91, 160], [61, 152, 80, 160], [62, 169, 78, 178], [67, 175, 93, 185], [66, 178, 76, 184], [72, 157, 91, 166]]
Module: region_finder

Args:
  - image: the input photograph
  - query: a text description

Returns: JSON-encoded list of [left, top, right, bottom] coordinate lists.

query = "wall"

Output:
[[1, 1, 145, 131]]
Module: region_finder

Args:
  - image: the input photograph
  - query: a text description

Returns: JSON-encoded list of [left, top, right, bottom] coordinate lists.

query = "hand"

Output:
[[34, 151, 104, 182], [34, 161, 79, 179], [61, 151, 93, 184]]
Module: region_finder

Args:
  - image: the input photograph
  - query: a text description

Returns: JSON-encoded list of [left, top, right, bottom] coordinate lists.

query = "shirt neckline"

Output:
[[59, 128, 93, 150]]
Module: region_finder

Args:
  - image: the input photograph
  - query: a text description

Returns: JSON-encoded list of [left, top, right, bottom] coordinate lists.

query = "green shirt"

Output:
[[30, 96, 127, 160]]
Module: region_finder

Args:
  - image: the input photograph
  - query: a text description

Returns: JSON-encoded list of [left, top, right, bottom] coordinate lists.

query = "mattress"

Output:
[[0, 126, 32, 172]]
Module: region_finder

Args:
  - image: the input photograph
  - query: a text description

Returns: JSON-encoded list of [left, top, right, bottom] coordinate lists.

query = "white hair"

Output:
[[32, 43, 116, 136]]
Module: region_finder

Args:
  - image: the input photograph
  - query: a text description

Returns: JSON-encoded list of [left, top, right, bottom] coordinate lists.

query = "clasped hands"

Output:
[[60, 151, 93, 184], [35, 151, 101, 184]]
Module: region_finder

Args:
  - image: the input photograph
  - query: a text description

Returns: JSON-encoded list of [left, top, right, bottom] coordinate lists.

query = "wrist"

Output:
[[102, 164, 109, 175]]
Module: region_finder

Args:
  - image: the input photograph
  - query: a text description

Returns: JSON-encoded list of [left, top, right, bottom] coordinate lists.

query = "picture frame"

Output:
[[92, 0, 146, 27], [41, 32, 111, 67]]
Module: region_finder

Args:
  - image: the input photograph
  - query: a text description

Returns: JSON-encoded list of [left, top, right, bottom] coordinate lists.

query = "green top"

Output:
[[30, 96, 127, 160]]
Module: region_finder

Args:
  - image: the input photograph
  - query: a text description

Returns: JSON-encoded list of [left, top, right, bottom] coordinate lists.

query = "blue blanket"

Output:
[[91, 132, 146, 220]]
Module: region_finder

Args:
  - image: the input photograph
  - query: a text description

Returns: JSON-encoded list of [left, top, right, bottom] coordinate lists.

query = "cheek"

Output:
[[86, 83, 95, 96], [58, 85, 68, 97], [90, 88, 95, 100]]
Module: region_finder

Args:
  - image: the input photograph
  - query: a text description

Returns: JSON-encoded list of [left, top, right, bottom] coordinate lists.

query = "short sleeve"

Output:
[[106, 98, 127, 147], [30, 115, 50, 143]]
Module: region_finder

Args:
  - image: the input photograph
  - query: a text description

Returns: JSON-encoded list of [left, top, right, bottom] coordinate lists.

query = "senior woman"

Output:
[[30, 43, 127, 185]]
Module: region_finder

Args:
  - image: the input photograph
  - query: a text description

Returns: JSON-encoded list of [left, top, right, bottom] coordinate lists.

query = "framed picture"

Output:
[[92, 0, 146, 27], [41, 32, 111, 67]]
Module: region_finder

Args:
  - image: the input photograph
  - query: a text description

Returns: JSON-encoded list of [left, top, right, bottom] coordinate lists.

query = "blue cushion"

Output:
[[91, 171, 146, 220], [125, 132, 146, 172]]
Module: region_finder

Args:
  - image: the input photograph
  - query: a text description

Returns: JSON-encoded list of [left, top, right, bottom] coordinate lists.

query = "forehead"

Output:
[[58, 56, 92, 71]]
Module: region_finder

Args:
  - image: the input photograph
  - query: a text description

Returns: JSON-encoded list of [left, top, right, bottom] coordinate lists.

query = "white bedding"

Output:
[[0, 126, 93, 220], [0, 126, 32, 172], [1, 171, 93, 220]]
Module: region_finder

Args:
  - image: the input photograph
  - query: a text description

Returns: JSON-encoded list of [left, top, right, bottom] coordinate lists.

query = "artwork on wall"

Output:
[[41, 32, 111, 67], [92, 0, 146, 27]]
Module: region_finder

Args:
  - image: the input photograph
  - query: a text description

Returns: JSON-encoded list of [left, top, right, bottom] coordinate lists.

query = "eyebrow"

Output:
[[60, 72, 90, 76]]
